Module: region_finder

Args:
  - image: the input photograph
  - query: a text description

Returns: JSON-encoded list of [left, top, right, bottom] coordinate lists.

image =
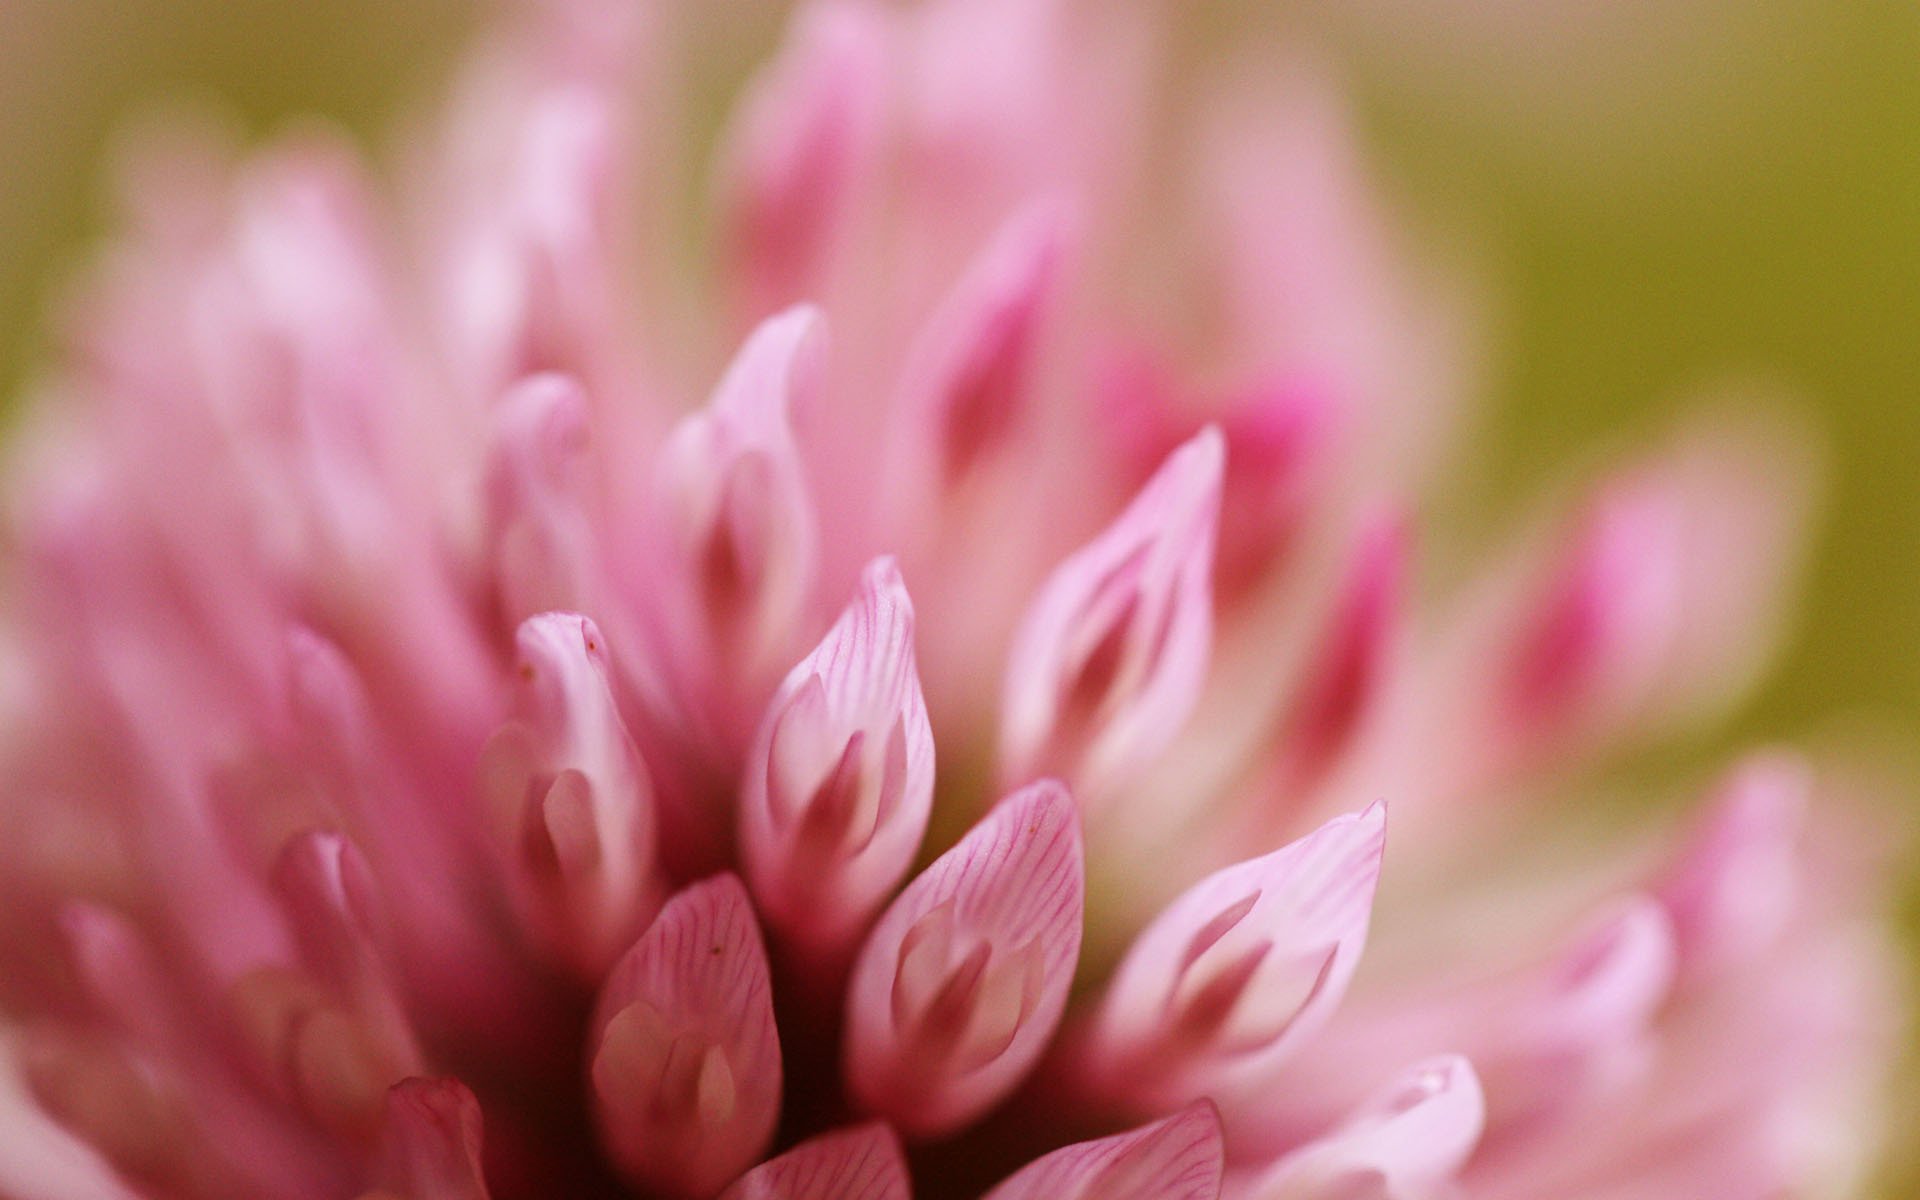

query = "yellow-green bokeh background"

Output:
[[0, 0, 1913, 1192]]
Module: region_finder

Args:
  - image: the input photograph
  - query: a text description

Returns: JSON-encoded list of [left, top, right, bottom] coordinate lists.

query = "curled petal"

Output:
[[844, 780, 1084, 1138], [1081, 803, 1385, 1110], [898, 199, 1073, 487], [985, 1101, 1225, 1200], [484, 373, 599, 623], [655, 307, 825, 688], [717, 1122, 909, 1200], [1241, 1057, 1483, 1200], [741, 556, 935, 963], [374, 1077, 491, 1200], [1000, 428, 1222, 802], [1652, 752, 1806, 983], [481, 613, 659, 976], [590, 875, 782, 1198], [718, 0, 891, 320]]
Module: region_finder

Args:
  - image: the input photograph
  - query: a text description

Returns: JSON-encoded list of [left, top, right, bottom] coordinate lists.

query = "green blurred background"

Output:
[[0, 0, 1912, 1191]]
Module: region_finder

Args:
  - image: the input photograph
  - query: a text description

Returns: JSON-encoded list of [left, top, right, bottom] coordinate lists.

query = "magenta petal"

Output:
[[741, 556, 935, 963], [481, 612, 660, 977], [1000, 427, 1223, 804], [717, 1121, 910, 1200], [1240, 1056, 1483, 1200], [375, 1077, 492, 1200], [1081, 803, 1386, 1112], [985, 1101, 1225, 1200], [843, 779, 1084, 1138], [590, 874, 782, 1198]]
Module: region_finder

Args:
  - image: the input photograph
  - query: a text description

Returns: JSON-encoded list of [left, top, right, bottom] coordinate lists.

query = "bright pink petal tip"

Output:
[[899, 198, 1074, 487], [374, 1077, 492, 1200], [656, 306, 826, 681], [742, 556, 935, 963], [481, 612, 659, 976], [985, 1101, 1225, 1200], [1653, 751, 1807, 982], [1000, 427, 1223, 802], [1240, 1056, 1483, 1200], [717, 1121, 910, 1200], [1082, 803, 1386, 1112], [590, 874, 783, 1198], [843, 779, 1085, 1138]]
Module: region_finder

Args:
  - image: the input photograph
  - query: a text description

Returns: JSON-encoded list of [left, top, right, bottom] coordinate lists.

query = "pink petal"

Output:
[[717, 1121, 910, 1200], [480, 613, 660, 977], [1080, 803, 1385, 1111], [375, 1077, 492, 1200], [590, 874, 782, 1198], [985, 1101, 1225, 1200], [483, 372, 599, 625], [741, 557, 935, 965], [717, 0, 892, 322], [844, 780, 1084, 1138], [1239, 1056, 1483, 1200], [1652, 752, 1806, 983], [654, 306, 825, 702], [999, 428, 1222, 804], [895, 198, 1073, 488]]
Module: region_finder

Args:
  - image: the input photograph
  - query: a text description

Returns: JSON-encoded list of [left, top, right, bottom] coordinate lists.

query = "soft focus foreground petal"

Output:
[[1651, 752, 1806, 984], [0, 1029, 142, 1200], [984, 1101, 1225, 1200], [717, 1121, 909, 1200], [652, 306, 825, 744], [1236, 1056, 1482, 1200], [1000, 428, 1222, 805], [716, 0, 891, 324], [1080, 804, 1385, 1113], [369, 1077, 491, 1200], [741, 557, 934, 966], [480, 613, 660, 977], [590, 875, 781, 1198], [844, 780, 1084, 1138]]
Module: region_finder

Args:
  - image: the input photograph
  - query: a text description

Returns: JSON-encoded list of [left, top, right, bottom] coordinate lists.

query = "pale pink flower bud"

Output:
[[1078, 803, 1385, 1112], [589, 874, 782, 1198], [844, 780, 1084, 1138], [740, 557, 934, 966], [716, 1121, 909, 1200], [984, 1101, 1225, 1200], [1651, 752, 1806, 983], [480, 613, 660, 977], [1000, 428, 1223, 803], [484, 373, 599, 625], [1235, 1056, 1483, 1200], [717, 0, 891, 323], [372, 1077, 492, 1200], [654, 306, 825, 720]]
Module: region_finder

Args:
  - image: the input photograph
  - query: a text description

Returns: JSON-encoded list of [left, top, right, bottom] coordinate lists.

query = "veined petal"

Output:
[[1239, 1057, 1483, 1200], [484, 373, 599, 624], [373, 1077, 491, 1200], [896, 198, 1073, 488], [1652, 752, 1806, 983], [655, 307, 825, 689], [590, 875, 782, 1198], [480, 613, 660, 977], [844, 780, 1084, 1138], [985, 1101, 1225, 1200], [717, 1122, 909, 1200], [741, 557, 935, 963], [1000, 428, 1222, 803], [1081, 803, 1385, 1111], [717, 0, 891, 321]]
